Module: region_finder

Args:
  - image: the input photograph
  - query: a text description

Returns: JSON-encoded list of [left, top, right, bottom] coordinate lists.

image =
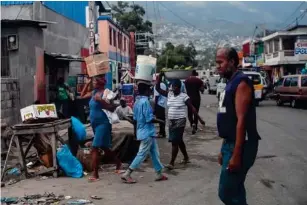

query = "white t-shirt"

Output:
[[115, 106, 133, 120], [167, 92, 189, 119]]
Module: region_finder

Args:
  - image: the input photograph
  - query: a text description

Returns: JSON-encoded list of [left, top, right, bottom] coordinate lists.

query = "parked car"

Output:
[[207, 75, 220, 95], [243, 71, 266, 106], [273, 74, 307, 108], [216, 78, 227, 101]]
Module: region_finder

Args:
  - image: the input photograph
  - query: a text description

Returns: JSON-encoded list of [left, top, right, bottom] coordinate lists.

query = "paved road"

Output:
[[2, 94, 307, 205]]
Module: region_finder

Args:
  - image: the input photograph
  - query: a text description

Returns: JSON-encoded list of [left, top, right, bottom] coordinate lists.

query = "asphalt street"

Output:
[[2, 94, 307, 205]]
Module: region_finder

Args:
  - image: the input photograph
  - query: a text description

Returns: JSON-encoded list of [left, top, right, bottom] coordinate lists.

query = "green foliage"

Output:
[[111, 1, 153, 34], [157, 42, 198, 71]]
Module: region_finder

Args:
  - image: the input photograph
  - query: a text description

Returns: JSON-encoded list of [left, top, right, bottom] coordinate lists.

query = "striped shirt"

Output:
[[167, 92, 189, 119]]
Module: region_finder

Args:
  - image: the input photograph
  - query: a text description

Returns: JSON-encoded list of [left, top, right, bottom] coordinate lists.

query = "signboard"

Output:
[[243, 56, 255, 64], [89, 22, 95, 55], [295, 41, 307, 55]]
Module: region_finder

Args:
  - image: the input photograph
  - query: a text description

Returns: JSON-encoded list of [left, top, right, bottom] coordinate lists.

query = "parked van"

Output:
[[216, 78, 227, 101], [207, 75, 220, 94], [273, 74, 307, 108], [243, 71, 265, 106]]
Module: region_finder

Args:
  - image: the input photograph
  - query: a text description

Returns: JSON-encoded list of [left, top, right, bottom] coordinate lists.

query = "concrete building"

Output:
[[97, 16, 131, 90], [0, 1, 107, 125], [262, 25, 307, 80]]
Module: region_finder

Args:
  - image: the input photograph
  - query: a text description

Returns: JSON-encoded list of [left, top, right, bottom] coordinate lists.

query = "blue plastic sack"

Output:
[[56, 145, 83, 178], [71, 116, 86, 142]]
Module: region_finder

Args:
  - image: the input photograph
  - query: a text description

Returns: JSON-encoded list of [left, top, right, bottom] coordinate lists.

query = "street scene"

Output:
[[1, 1, 307, 205]]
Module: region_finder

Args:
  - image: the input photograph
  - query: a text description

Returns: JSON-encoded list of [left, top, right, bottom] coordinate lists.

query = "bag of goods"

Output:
[[84, 53, 110, 77], [135, 55, 157, 82]]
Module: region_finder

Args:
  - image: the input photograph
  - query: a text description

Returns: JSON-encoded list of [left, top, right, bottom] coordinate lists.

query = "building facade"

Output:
[[262, 25, 307, 81], [1, 1, 93, 125], [97, 16, 132, 90]]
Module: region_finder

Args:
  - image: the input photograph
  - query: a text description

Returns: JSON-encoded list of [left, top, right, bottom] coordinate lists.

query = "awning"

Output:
[[1, 19, 56, 28], [45, 52, 84, 62]]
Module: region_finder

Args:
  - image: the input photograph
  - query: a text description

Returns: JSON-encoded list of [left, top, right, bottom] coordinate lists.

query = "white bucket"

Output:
[[135, 55, 157, 82]]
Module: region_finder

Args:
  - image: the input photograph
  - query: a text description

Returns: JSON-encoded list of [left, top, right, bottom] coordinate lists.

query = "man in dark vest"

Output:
[[216, 47, 261, 205]]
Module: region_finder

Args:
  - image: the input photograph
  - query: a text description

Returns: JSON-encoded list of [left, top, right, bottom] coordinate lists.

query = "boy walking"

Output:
[[121, 82, 168, 183]]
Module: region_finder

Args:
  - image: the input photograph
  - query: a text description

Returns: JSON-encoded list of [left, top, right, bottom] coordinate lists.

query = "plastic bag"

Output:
[[71, 117, 86, 142], [56, 145, 83, 178], [102, 109, 120, 124]]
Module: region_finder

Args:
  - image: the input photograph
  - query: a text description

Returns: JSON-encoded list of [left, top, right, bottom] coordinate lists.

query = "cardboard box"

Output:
[[84, 53, 110, 77], [20, 104, 58, 122]]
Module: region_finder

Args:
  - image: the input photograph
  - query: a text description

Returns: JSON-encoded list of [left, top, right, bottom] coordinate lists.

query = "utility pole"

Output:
[[88, 1, 98, 55], [166, 52, 169, 68]]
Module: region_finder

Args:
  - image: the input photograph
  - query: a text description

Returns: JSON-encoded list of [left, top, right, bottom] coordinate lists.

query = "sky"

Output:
[[109, 1, 307, 31]]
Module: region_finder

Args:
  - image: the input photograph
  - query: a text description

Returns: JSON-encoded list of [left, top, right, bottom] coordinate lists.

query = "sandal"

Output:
[[121, 176, 137, 184], [88, 177, 100, 183], [155, 175, 168, 181]]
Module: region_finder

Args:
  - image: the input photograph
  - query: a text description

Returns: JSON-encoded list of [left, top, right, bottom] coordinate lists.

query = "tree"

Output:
[[157, 42, 198, 70], [111, 2, 152, 33], [111, 2, 153, 55]]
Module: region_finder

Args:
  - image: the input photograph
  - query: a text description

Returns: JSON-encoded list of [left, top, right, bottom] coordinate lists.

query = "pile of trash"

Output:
[[1, 192, 98, 205]]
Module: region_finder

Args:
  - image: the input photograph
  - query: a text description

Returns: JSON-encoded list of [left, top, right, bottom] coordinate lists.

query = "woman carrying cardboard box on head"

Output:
[[81, 74, 124, 182]]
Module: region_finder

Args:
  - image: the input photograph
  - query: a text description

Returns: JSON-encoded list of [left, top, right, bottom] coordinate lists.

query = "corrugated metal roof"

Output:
[[1, 1, 33, 6]]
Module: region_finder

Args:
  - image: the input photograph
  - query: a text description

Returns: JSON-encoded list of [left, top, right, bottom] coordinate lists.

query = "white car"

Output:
[[207, 76, 220, 94], [216, 78, 227, 101]]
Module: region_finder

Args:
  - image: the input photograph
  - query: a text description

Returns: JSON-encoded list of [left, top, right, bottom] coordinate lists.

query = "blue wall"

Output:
[[42, 1, 88, 26], [1, 1, 88, 26], [109, 51, 130, 64]]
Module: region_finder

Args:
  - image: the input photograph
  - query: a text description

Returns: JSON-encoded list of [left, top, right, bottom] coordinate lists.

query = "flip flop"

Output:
[[88, 177, 100, 183], [121, 176, 137, 184], [155, 175, 168, 181]]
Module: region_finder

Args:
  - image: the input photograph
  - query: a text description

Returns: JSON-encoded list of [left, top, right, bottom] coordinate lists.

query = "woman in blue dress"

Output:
[[81, 75, 122, 182]]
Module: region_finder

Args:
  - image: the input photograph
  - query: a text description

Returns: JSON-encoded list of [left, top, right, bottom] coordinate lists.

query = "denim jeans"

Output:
[[129, 137, 163, 172], [218, 140, 258, 205]]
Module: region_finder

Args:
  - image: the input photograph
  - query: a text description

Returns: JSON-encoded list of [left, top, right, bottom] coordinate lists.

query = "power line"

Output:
[[276, 2, 305, 29], [282, 8, 307, 30]]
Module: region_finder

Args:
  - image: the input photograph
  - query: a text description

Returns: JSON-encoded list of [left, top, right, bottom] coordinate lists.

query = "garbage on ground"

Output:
[[65, 196, 72, 200], [7, 168, 21, 176], [40, 176, 49, 180], [90, 195, 102, 200], [66, 199, 92, 204], [56, 144, 83, 178], [7, 179, 20, 186], [1, 193, 65, 204]]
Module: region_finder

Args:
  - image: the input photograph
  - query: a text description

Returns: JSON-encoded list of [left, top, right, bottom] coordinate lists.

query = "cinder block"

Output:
[[6, 100, 12, 108], [1, 101, 7, 109], [1, 84, 7, 92]]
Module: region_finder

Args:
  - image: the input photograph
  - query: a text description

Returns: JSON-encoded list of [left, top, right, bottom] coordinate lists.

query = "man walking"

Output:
[[154, 78, 167, 138], [184, 70, 205, 134], [215, 47, 261, 205]]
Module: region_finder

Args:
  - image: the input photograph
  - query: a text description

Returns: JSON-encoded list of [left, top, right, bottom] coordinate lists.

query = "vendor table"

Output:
[[1, 119, 71, 180]]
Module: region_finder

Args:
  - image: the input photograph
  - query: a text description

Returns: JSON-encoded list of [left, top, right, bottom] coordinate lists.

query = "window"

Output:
[[118, 32, 122, 50], [1, 37, 10, 77], [284, 77, 291, 87], [109, 27, 113, 46], [113, 30, 117, 47], [290, 77, 298, 87], [123, 37, 126, 51], [245, 74, 261, 85], [276, 78, 284, 86], [301, 76, 307, 87]]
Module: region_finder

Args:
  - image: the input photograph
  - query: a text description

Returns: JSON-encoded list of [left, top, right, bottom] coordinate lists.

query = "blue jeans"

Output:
[[129, 137, 163, 172], [218, 140, 258, 205]]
